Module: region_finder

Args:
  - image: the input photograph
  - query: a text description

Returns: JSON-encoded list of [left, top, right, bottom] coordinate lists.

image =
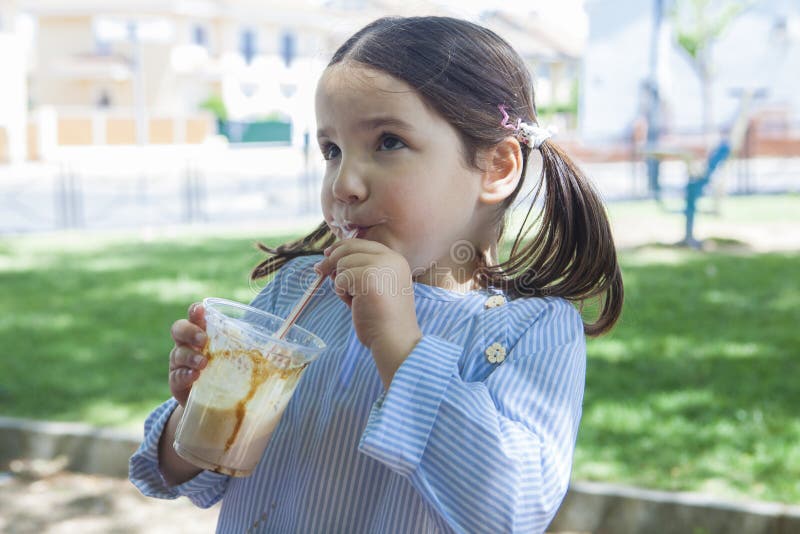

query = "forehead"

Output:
[[315, 63, 435, 129]]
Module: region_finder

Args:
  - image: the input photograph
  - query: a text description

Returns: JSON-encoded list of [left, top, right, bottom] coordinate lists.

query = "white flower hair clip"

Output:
[[498, 105, 552, 150]]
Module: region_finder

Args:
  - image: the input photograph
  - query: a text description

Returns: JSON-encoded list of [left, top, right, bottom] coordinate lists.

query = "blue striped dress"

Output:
[[129, 255, 586, 533]]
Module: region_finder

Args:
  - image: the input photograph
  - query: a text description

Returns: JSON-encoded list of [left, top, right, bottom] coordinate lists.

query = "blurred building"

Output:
[[1, 0, 584, 161], [0, 0, 29, 164], [478, 8, 584, 131], [22, 0, 351, 151], [581, 0, 800, 151]]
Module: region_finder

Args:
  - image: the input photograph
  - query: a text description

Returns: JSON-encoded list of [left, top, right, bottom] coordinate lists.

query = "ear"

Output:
[[478, 137, 523, 205]]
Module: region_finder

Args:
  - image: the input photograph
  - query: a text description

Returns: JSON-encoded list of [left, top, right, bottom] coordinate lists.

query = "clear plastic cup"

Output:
[[173, 297, 326, 477]]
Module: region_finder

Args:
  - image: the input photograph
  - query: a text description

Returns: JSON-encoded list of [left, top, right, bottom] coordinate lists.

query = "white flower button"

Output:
[[484, 295, 507, 309], [485, 342, 507, 364]]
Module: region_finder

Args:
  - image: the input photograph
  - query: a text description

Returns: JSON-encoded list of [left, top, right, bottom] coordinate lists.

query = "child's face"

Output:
[[315, 63, 487, 283]]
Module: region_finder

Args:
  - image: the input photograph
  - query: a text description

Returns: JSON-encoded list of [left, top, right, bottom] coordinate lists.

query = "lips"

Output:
[[328, 218, 378, 240], [345, 224, 370, 239], [327, 220, 354, 239]]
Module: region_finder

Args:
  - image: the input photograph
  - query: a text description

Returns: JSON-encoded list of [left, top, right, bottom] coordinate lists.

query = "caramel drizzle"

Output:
[[202, 347, 307, 453]]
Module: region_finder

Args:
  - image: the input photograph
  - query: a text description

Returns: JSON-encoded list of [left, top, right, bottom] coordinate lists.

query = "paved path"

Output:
[[0, 471, 219, 534], [0, 472, 589, 533]]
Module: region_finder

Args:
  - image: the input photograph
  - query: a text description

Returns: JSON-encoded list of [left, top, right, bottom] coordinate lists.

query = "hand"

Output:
[[314, 239, 423, 388], [168, 302, 209, 406]]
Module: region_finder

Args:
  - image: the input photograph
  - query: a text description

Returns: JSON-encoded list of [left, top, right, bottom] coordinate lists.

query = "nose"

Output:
[[331, 161, 368, 205]]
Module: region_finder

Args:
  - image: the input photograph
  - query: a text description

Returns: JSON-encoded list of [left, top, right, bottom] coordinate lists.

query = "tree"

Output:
[[670, 0, 748, 143], [199, 94, 228, 123]]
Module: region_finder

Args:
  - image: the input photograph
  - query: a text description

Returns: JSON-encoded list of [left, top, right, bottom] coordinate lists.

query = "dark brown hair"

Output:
[[252, 16, 623, 336]]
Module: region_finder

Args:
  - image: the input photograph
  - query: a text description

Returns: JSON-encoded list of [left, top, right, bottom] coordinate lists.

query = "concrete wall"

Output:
[[0, 112, 215, 161]]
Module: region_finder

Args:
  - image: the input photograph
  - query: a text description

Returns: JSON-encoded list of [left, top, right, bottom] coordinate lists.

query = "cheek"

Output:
[[320, 179, 334, 211], [409, 177, 473, 218]]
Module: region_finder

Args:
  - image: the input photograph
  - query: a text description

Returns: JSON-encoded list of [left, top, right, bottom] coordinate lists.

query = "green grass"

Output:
[[0, 196, 798, 504], [0, 230, 291, 430], [576, 247, 800, 504]]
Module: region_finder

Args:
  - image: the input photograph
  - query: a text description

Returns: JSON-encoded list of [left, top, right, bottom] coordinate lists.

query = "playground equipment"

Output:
[[643, 89, 762, 248]]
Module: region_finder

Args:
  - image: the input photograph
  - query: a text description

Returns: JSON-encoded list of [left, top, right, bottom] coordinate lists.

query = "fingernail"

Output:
[[313, 260, 322, 273], [323, 246, 331, 256], [195, 333, 206, 345], [192, 354, 205, 366]]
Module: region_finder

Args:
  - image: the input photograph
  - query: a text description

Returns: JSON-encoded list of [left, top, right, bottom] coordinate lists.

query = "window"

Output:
[[95, 37, 112, 56], [93, 17, 125, 54], [192, 24, 208, 48], [280, 31, 296, 67], [537, 62, 551, 80], [240, 28, 257, 64], [96, 89, 112, 108]]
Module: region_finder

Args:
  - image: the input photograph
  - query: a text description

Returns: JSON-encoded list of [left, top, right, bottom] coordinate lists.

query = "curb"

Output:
[[550, 480, 800, 534], [2, 416, 799, 534], [0, 416, 141, 479]]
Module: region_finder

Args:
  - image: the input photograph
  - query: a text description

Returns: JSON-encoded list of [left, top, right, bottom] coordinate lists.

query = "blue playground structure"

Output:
[[681, 140, 731, 248], [643, 90, 760, 248]]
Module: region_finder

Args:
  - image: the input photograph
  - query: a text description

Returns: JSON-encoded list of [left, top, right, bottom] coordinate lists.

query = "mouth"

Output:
[[344, 224, 371, 239], [328, 220, 372, 240]]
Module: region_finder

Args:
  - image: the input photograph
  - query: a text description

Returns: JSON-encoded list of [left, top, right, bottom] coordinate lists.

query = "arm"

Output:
[[128, 398, 231, 508], [157, 404, 203, 485], [358, 299, 585, 533], [129, 257, 304, 504]]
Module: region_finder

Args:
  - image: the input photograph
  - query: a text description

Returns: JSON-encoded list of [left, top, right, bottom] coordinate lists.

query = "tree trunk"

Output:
[[700, 50, 713, 149]]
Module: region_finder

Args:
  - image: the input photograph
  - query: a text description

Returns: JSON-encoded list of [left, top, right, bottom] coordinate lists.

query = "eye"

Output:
[[377, 134, 406, 151], [320, 142, 340, 161]]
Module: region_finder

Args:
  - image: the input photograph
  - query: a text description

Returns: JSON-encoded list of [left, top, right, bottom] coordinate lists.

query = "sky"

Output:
[[447, 0, 586, 18], [436, 0, 589, 43]]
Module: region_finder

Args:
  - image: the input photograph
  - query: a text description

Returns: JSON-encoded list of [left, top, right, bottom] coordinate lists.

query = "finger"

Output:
[[317, 240, 382, 276], [331, 279, 354, 308], [336, 255, 399, 294], [334, 252, 376, 273], [169, 345, 207, 371], [188, 302, 207, 330], [324, 237, 384, 259], [339, 292, 353, 309], [316, 240, 351, 275], [169, 367, 199, 394], [333, 267, 359, 298], [170, 318, 207, 350], [323, 239, 345, 257]]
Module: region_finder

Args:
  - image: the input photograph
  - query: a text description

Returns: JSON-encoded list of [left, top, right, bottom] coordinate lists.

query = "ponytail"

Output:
[[250, 222, 336, 281], [479, 140, 624, 336]]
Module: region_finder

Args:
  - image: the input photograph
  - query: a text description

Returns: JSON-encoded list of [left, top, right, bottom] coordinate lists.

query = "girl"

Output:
[[130, 16, 623, 533]]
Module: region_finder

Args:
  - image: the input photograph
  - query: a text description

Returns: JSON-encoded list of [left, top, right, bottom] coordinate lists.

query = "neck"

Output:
[[412, 243, 495, 294], [413, 268, 479, 294]]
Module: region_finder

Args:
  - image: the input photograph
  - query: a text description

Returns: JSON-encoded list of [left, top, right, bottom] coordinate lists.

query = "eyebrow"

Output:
[[317, 116, 414, 139]]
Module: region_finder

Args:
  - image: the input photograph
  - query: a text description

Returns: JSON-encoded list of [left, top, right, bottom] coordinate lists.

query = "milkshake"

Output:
[[173, 298, 326, 477]]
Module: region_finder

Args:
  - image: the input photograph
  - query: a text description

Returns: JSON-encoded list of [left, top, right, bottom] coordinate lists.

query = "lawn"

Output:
[[575, 247, 800, 504], [0, 197, 798, 504]]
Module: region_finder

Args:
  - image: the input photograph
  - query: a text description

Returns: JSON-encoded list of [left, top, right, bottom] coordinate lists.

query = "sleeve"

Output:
[[129, 257, 304, 506], [358, 299, 586, 533]]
